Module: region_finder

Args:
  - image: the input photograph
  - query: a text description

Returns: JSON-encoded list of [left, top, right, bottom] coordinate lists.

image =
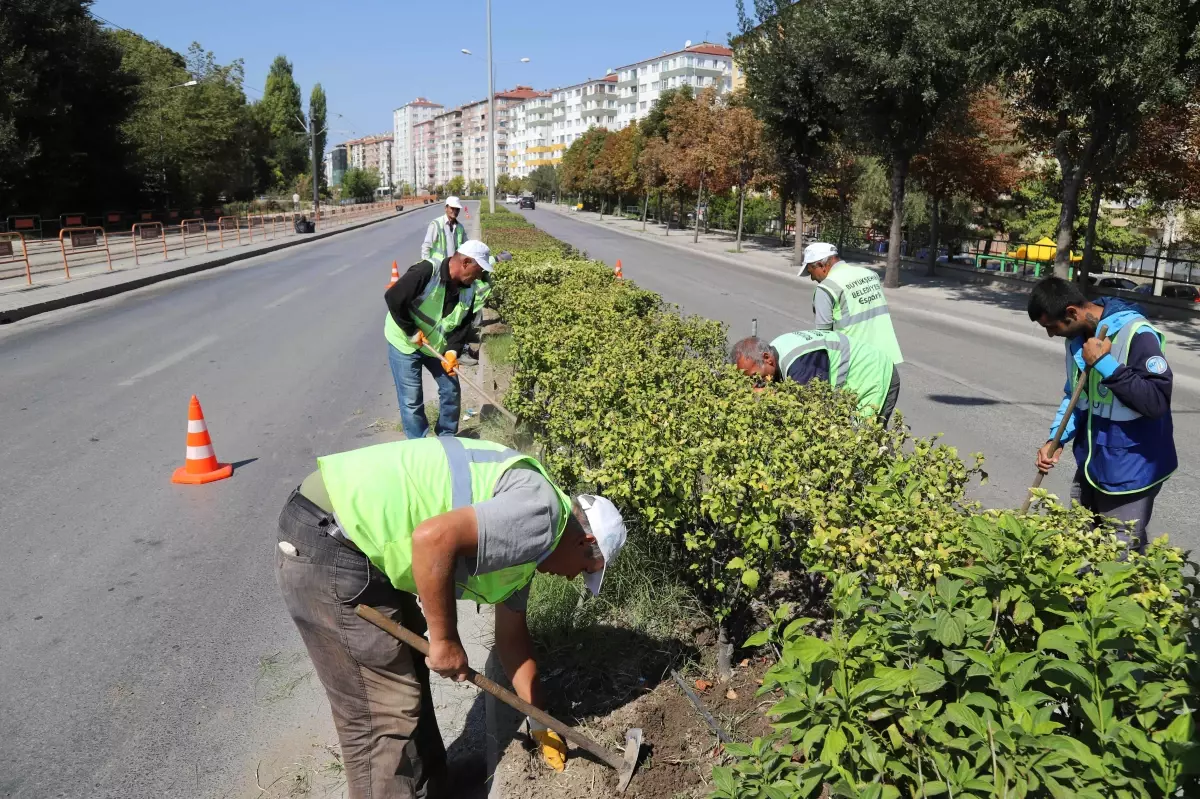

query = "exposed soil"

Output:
[[496, 658, 775, 799]]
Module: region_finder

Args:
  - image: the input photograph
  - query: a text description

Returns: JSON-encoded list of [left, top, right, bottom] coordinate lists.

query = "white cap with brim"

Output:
[[457, 239, 494, 272], [578, 494, 627, 597], [798, 241, 838, 275], [445, 196, 463, 209]]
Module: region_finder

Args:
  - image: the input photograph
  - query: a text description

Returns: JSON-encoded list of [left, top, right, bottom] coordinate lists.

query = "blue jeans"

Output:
[[388, 343, 461, 440]]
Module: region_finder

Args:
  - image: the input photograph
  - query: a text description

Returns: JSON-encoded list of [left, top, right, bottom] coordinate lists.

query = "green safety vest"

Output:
[[471, 278, 493, 314], [771, 330, 895, 417], [317, 437, 572, 604], [385, 262, 477, 354], [815, 263, 904, 364], [428, 217, 466, 264]]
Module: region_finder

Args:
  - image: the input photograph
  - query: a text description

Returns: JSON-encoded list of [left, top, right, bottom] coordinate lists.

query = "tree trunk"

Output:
[[1081, 187, 1103, 293], [665, 193, 670, 236], [599, 195, 605, 220], [735, 182, 747, 253], [716, 622, 734, 682], [885, 154, 908, 288], [641, 191, 649, 232], [793, 169, 809, 267], [779, 191, 788, 243], [693, 174, 705, 244], [927, 196, 940, 277], [1054, 166, 1085, 279], [657, 190, 663, 227]]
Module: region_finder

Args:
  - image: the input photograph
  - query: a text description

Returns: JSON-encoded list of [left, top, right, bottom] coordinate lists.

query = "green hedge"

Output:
[[480, 209, 1199, 797]]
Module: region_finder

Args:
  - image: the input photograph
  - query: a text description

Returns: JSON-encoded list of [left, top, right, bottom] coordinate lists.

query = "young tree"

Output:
[[819, 0, 990, 287], [341, 167, 380, 202], [666, 88, 730, 243], [309, 84, 327, 192], [736, 0, 843, 262], [446, 175, 466, 196], [998, 0, 1195, 277], [718, 105, 765, 251], [258, 55, 306, 190], [637, 136, 670, 231], [525, 164, 559, 200]]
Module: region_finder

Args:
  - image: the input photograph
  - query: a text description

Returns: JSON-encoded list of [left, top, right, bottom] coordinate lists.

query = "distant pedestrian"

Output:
[[384, 240, 492, 440], [275, 436, 628, 798], [732, 331, 900, 423], [799, 242, 904, 364], [421, 196, 467, 263], [1027, 277, 1176, 553]]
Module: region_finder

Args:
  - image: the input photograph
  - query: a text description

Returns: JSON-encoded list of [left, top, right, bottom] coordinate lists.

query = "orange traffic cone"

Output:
[[387, 260, 400, 288], [171, 395, 233, 484], [614, 259, 623, 279]]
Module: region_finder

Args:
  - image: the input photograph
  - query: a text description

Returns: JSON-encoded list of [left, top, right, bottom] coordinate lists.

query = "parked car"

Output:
[[1090, 276, 1139, 290], [1163, 283, 1200, 303], [518, 196, 536, 210], [1134, 283, 1154, 295], [505, 194, 518, 203]]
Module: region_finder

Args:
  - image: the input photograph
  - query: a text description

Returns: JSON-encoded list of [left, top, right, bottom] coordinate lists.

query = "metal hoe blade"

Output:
[[616, 727, 643, 793]]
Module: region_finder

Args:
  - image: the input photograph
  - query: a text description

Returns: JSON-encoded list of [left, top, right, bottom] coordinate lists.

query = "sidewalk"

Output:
[[0, 206, 417, 324], [541, 203, 1200, 387]]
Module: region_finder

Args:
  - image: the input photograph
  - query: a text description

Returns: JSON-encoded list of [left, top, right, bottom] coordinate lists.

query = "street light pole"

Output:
[[486, 0, 496, 215]]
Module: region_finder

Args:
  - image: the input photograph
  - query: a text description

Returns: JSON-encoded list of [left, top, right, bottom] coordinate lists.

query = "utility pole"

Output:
[[311, 124, 320, 226], [486, 0, 496, 214]]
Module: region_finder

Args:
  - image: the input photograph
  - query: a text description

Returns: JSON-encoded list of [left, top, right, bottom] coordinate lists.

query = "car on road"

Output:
[[505, 194, 518, 203], [1163, 283, 1200, 303], [1088, 276, 1139, 290], [518, 196, 536, 210]]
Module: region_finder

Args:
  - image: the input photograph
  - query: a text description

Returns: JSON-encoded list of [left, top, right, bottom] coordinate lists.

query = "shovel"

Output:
[[1020, 322, 1108, 514], [355, 604, 644, 792], [411, 332, 519, 425]]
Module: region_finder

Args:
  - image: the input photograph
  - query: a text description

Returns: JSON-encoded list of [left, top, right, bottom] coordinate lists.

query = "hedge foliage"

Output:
[[480, 207, 1199, 796]]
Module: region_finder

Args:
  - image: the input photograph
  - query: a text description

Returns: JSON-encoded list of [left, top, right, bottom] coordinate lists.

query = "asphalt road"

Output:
[[0, 207, 455, 798], [522, 208, 1199, 553]]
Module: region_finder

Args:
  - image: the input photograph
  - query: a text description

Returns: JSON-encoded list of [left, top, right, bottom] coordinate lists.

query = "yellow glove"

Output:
[[529, 720, 567, 772]]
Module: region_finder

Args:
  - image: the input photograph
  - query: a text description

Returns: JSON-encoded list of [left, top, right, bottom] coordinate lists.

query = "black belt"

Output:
[[290, 490, 363, 555]]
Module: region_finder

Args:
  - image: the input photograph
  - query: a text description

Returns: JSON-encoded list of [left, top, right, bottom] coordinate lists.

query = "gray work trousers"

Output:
[[275, 490, 446, 799], [880, 366, 902, 426], [1071, 469, 1162, 555]]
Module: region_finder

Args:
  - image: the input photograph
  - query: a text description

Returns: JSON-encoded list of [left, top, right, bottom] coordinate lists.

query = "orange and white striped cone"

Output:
[[614, 259, 623, 279], [171, 395, 233, 485], [387, 260, 400, 288]]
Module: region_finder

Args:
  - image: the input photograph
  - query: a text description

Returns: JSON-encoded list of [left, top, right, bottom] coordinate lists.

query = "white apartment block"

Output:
[[460, 86, 541, 185], [412, 119, 436, 193], [433, 107, 464, 188], [507, 91, 554, 179], [614, 42, 734, 130], [392, 98, 443, 191], [551, 74, 619, 151], [346, 133, 394, 183]]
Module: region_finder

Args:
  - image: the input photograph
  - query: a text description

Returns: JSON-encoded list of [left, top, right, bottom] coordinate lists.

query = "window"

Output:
[[639, 101, 647, 110]]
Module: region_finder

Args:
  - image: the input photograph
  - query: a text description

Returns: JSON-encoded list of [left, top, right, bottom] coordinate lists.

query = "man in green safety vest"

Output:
[[421, 196, 467, 264], [276, 436, 628, 798], [799, 242, 904, 365], [731, 330, 901, 423], [384, 239, 492, 440]]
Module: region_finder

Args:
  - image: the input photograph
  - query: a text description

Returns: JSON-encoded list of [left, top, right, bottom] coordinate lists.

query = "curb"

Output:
[[0, 206, 428, 325]]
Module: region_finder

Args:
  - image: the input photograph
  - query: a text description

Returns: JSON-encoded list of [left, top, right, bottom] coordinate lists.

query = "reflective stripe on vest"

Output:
[[777, 331, 852, 386], [816, 264, 903, 364], [429, 218, 465, 263], [385, 265, 476, 354], [770, 330, 894, 416], [1068, 319, 1162, 422], [317, 437, 572, 603]]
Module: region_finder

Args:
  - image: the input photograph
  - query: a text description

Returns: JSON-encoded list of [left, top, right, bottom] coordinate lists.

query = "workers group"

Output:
[[273, 196, 1177, 799]]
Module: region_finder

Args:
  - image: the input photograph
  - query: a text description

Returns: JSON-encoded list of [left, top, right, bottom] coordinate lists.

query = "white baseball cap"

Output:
[[577, 494, 627, 597], [798, 242, 838, 275], [445, 196, 463, 209], [457, 239, 494, 272]]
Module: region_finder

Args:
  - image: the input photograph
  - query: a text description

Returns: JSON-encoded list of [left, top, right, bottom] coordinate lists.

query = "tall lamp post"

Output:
[[296, 112, 344, 228], [460, 43, 530, 214], [158, 80, 198, 210]]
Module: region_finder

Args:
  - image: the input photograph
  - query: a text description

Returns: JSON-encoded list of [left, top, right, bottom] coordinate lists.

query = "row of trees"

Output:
[[1, 0, 329, 216], [735, 0, 1200, 285]]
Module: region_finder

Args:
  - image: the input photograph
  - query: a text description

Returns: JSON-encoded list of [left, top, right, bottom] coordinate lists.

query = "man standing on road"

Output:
[[276, 436, 627, 798], [731, 331, 900, 423], [385, 240, 491, 440], [421, 196, 467, 264], [799, 242, 904, 365], [1028, 277, 1176, 553]]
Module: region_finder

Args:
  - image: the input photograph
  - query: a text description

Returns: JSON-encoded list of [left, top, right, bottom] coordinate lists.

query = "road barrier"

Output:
[[0, 232, 32, 284], [217, 216, 241, 248], [247, 214, 267, 242], [180, 218, 209, 255], [6, 215, 42, 240], [136, 210, 155, 223], [132, 222, 168, 265], [58, 226, 111, 278], [60, 212, 87, 229], [103, 211, 125, 232]]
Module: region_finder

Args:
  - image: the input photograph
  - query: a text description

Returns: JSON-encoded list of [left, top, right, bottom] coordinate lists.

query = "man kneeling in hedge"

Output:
[[275, 436, 627, 798], [732, 331, 900, 423]]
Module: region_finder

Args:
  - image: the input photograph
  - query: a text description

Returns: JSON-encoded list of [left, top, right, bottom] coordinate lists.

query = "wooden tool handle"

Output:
[[354, 604, 623, 770], [416, 340, 519, 425], [1020, 323, 1109, 514]]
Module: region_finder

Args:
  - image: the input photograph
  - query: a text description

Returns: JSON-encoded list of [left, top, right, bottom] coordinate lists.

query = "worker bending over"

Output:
[[732, 330, 900, 423], [1027, 277, 1176, 552], [799, 242, 903, 365], [384, 240, 492, 440], [276, 436, 627, 798]]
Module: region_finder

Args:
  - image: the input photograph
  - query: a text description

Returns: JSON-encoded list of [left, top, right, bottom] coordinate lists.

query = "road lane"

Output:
[[522, 208, 1198, 551], [0, 206, 445, 799]]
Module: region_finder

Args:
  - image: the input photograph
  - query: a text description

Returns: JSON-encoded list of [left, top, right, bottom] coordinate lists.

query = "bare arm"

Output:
[[421, 220, 437, 260], [495, 603, 544, 707], [411, 507, 478, 680]]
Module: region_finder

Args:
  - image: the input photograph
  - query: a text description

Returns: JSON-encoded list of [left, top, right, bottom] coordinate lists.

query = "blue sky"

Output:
[[92, 0, 741, 150]]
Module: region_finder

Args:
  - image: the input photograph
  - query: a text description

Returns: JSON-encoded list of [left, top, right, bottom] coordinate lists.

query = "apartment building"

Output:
[[345, 134, 394, 185], [459, 86, 542, 185], [550, 74, 619, 151], [329, 144, 348, 187], [412, 118, 436, 193], [432, 107, 464, 188], [614, 42, 734, 130], [392, 98, 444, 191], [507, 91, 554, 179]]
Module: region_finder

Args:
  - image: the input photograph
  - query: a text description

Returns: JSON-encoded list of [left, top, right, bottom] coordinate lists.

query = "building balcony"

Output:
[[580, 105, 618, 118], [528, 117, 552, 127], [617, 93, 638, 105], [660, 63, 729, 80], [617, 73, 637, 87], [552, 99, 565, 109]]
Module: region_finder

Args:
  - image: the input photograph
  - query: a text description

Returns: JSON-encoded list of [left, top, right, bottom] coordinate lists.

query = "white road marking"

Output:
[[327, 262, 356, 276], [264, 287, 308, 309], [118, 335, 219, 386]]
